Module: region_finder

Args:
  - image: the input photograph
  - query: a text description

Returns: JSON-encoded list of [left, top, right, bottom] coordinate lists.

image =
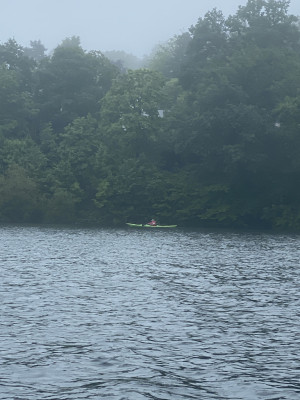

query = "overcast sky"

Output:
[[1, 0, 300, 57]]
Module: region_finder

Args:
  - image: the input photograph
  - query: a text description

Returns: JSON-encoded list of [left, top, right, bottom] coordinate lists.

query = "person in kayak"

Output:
[[147, 219, 157, 226]]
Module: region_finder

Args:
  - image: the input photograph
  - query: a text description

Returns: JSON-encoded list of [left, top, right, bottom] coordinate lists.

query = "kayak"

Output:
[[126, 223, 177, 228]]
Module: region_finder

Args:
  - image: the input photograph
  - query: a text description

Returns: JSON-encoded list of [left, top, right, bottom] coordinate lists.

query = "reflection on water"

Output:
[[1, 226, 300, 399]]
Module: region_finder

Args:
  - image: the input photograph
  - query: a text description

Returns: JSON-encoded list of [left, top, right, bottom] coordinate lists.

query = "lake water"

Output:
[[0, 225, 299, 400]]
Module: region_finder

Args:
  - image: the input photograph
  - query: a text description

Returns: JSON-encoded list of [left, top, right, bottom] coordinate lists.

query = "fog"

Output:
[[1, 0, 300, 57]]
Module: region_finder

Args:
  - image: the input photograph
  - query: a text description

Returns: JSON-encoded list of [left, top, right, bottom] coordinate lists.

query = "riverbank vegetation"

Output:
[[1, 0, 300, 229]]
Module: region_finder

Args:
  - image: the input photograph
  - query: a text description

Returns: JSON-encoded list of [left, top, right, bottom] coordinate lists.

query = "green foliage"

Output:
[[44, 188, 81, 223], [0, 137, 47, 175], [0, 57, 37, 139], [100, 69, 166, 160], [1, 1, 300, 229], [24, 40, 47, 61], [147, 33, 191, 79], [0, 164, 42, 222], [53, 115, 102, 199], [34, 39, 118, 132]]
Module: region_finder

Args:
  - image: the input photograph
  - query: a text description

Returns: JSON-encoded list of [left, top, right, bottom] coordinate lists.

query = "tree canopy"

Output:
[[1, 0, 300, 229]]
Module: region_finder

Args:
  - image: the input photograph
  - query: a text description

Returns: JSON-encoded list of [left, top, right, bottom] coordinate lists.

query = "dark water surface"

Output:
[[1, 225, 299, 399]]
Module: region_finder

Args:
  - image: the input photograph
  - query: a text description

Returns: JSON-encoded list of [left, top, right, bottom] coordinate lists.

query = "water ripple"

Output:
[[0, 226, 300, 399]]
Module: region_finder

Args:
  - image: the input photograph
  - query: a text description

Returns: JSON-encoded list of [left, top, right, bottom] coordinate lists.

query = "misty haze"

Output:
[[1, 1, 300, 399]]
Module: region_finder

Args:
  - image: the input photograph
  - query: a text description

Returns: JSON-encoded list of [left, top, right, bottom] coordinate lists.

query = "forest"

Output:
[[1, 0, 300, 229]]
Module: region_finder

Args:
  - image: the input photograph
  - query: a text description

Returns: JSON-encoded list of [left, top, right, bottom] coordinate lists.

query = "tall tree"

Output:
[[34, 37, 118, 132], [0, 41, 37, 139], [147, 33, 191, 79], [24, 40, 47, 61], [96, 69, 168, 223], [100, 69, 166, 160]]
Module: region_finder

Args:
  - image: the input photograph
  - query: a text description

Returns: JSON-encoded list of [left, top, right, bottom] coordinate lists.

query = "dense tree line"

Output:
[[1, 0, 300, 229]]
